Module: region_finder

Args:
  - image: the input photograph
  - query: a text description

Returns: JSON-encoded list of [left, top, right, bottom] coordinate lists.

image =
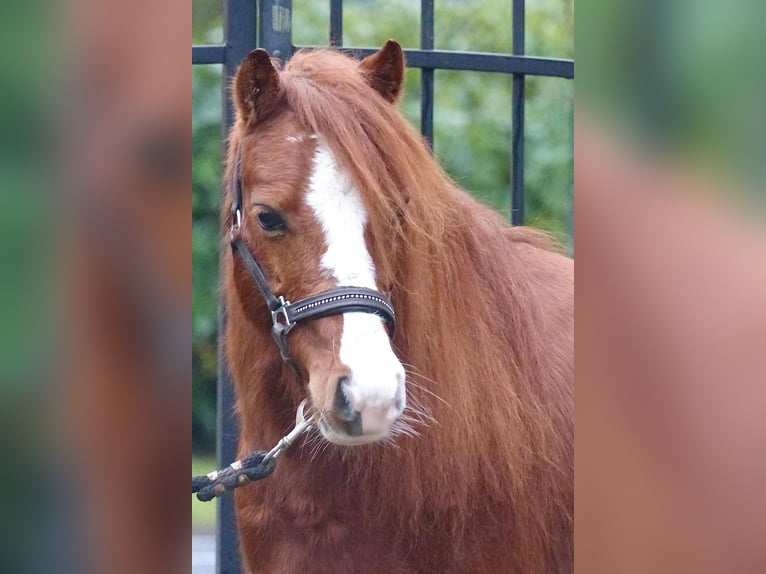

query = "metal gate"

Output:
[[192, 2, 573, 572]]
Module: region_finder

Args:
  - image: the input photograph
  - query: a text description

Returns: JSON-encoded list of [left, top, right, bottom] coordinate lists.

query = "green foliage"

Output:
[[192, 63, 222, 453], [192, 0, 573, 453]]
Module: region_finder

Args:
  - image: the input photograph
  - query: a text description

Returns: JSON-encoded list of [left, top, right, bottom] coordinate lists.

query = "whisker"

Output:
[[305, 429, 326, 463], [390, 423, 421, 440], [401, 369, 452, 410], [381, 436, 405, 452], [400, 395, 438, 426], [399, 361, 438, 381]]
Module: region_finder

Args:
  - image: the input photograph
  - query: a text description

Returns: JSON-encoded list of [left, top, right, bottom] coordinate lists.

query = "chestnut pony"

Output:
[[222, 41, 573, 573]]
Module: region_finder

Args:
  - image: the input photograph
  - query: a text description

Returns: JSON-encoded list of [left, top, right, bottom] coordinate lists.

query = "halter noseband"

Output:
[[228, 153, 396, 364]]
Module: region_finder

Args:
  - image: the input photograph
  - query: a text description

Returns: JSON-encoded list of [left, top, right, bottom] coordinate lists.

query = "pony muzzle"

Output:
[[320, 370, 406, 445]]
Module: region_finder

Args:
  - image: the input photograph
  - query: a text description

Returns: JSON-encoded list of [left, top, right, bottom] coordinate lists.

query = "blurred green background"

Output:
[[193, 0, 574, 459], [577, 0, 766, 198]]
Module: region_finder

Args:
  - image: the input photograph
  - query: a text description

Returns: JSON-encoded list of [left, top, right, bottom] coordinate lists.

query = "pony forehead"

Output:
[[233, 47, 441, 246]]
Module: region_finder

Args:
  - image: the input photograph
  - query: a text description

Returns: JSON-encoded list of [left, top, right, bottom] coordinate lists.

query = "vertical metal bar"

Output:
[[330, 0, 343, 47], [223, 0, 257, 130], [218, 2, 257, 573], [420, 0, 434, 145], [259, 0, 294, 62], [511, 0, 525, 225], [214, 317, 240, 574]]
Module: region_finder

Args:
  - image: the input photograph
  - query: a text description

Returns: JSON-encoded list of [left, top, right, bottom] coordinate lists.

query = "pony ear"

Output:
[[359, 40, 405, 103], [233, 49, 281, 126]]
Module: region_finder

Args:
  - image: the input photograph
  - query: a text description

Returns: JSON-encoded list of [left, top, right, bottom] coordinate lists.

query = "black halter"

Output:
[[228, 153, 396, 364]]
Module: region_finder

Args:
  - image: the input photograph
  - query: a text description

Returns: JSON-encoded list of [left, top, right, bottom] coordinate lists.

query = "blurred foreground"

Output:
[[576, 118, 766, 573], [576, 2, 766, 570], [1, 0, 191, 572]]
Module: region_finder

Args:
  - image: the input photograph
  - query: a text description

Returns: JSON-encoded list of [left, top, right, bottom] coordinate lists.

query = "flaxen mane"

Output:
[[224, 46, 573, 573]]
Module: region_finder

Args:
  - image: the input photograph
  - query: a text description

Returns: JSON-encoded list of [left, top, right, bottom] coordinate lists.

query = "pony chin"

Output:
[[316, 414, 390, 446]]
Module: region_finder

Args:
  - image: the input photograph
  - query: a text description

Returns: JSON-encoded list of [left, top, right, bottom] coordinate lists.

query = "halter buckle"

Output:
[[271, 296, 294, 333], [232, 208, 242, 232]]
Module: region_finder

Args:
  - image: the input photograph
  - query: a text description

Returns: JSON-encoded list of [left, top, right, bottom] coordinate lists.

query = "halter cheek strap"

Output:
[[229, 153, 396, 365]]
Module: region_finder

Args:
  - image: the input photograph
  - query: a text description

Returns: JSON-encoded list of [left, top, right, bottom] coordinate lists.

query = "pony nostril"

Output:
[[334, 376, 360, 418], [342, 411, 363, 436], [334, 377, 363, 436]]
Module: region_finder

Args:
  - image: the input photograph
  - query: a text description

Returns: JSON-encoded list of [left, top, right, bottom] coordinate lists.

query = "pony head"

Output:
[[229, 41, 409, 446]]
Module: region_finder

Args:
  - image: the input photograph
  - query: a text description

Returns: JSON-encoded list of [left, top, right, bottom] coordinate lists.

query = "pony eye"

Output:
[[257, 209, 286, 232]]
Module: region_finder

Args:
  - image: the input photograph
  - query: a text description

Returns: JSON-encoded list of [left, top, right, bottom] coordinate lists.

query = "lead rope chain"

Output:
[[191, 400, 313, 502]]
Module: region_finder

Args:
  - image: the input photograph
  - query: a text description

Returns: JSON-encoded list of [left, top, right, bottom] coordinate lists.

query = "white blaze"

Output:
[[304, 144, 405, 437]]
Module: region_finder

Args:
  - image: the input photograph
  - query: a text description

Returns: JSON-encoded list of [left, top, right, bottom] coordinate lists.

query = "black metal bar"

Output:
[[214, 317, 240, 574], [218, 1, 258, 573], [513, 0, 525, 71], [193, 45, 226, 65], [511, 0, 525, 226], [197, 44, 574, 79], [330, 0, 343, 47], [223, 0, 257, 127], [300, 46, 573, 78], [259, 0, 294, 62], [420, 0, 434, 145]]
